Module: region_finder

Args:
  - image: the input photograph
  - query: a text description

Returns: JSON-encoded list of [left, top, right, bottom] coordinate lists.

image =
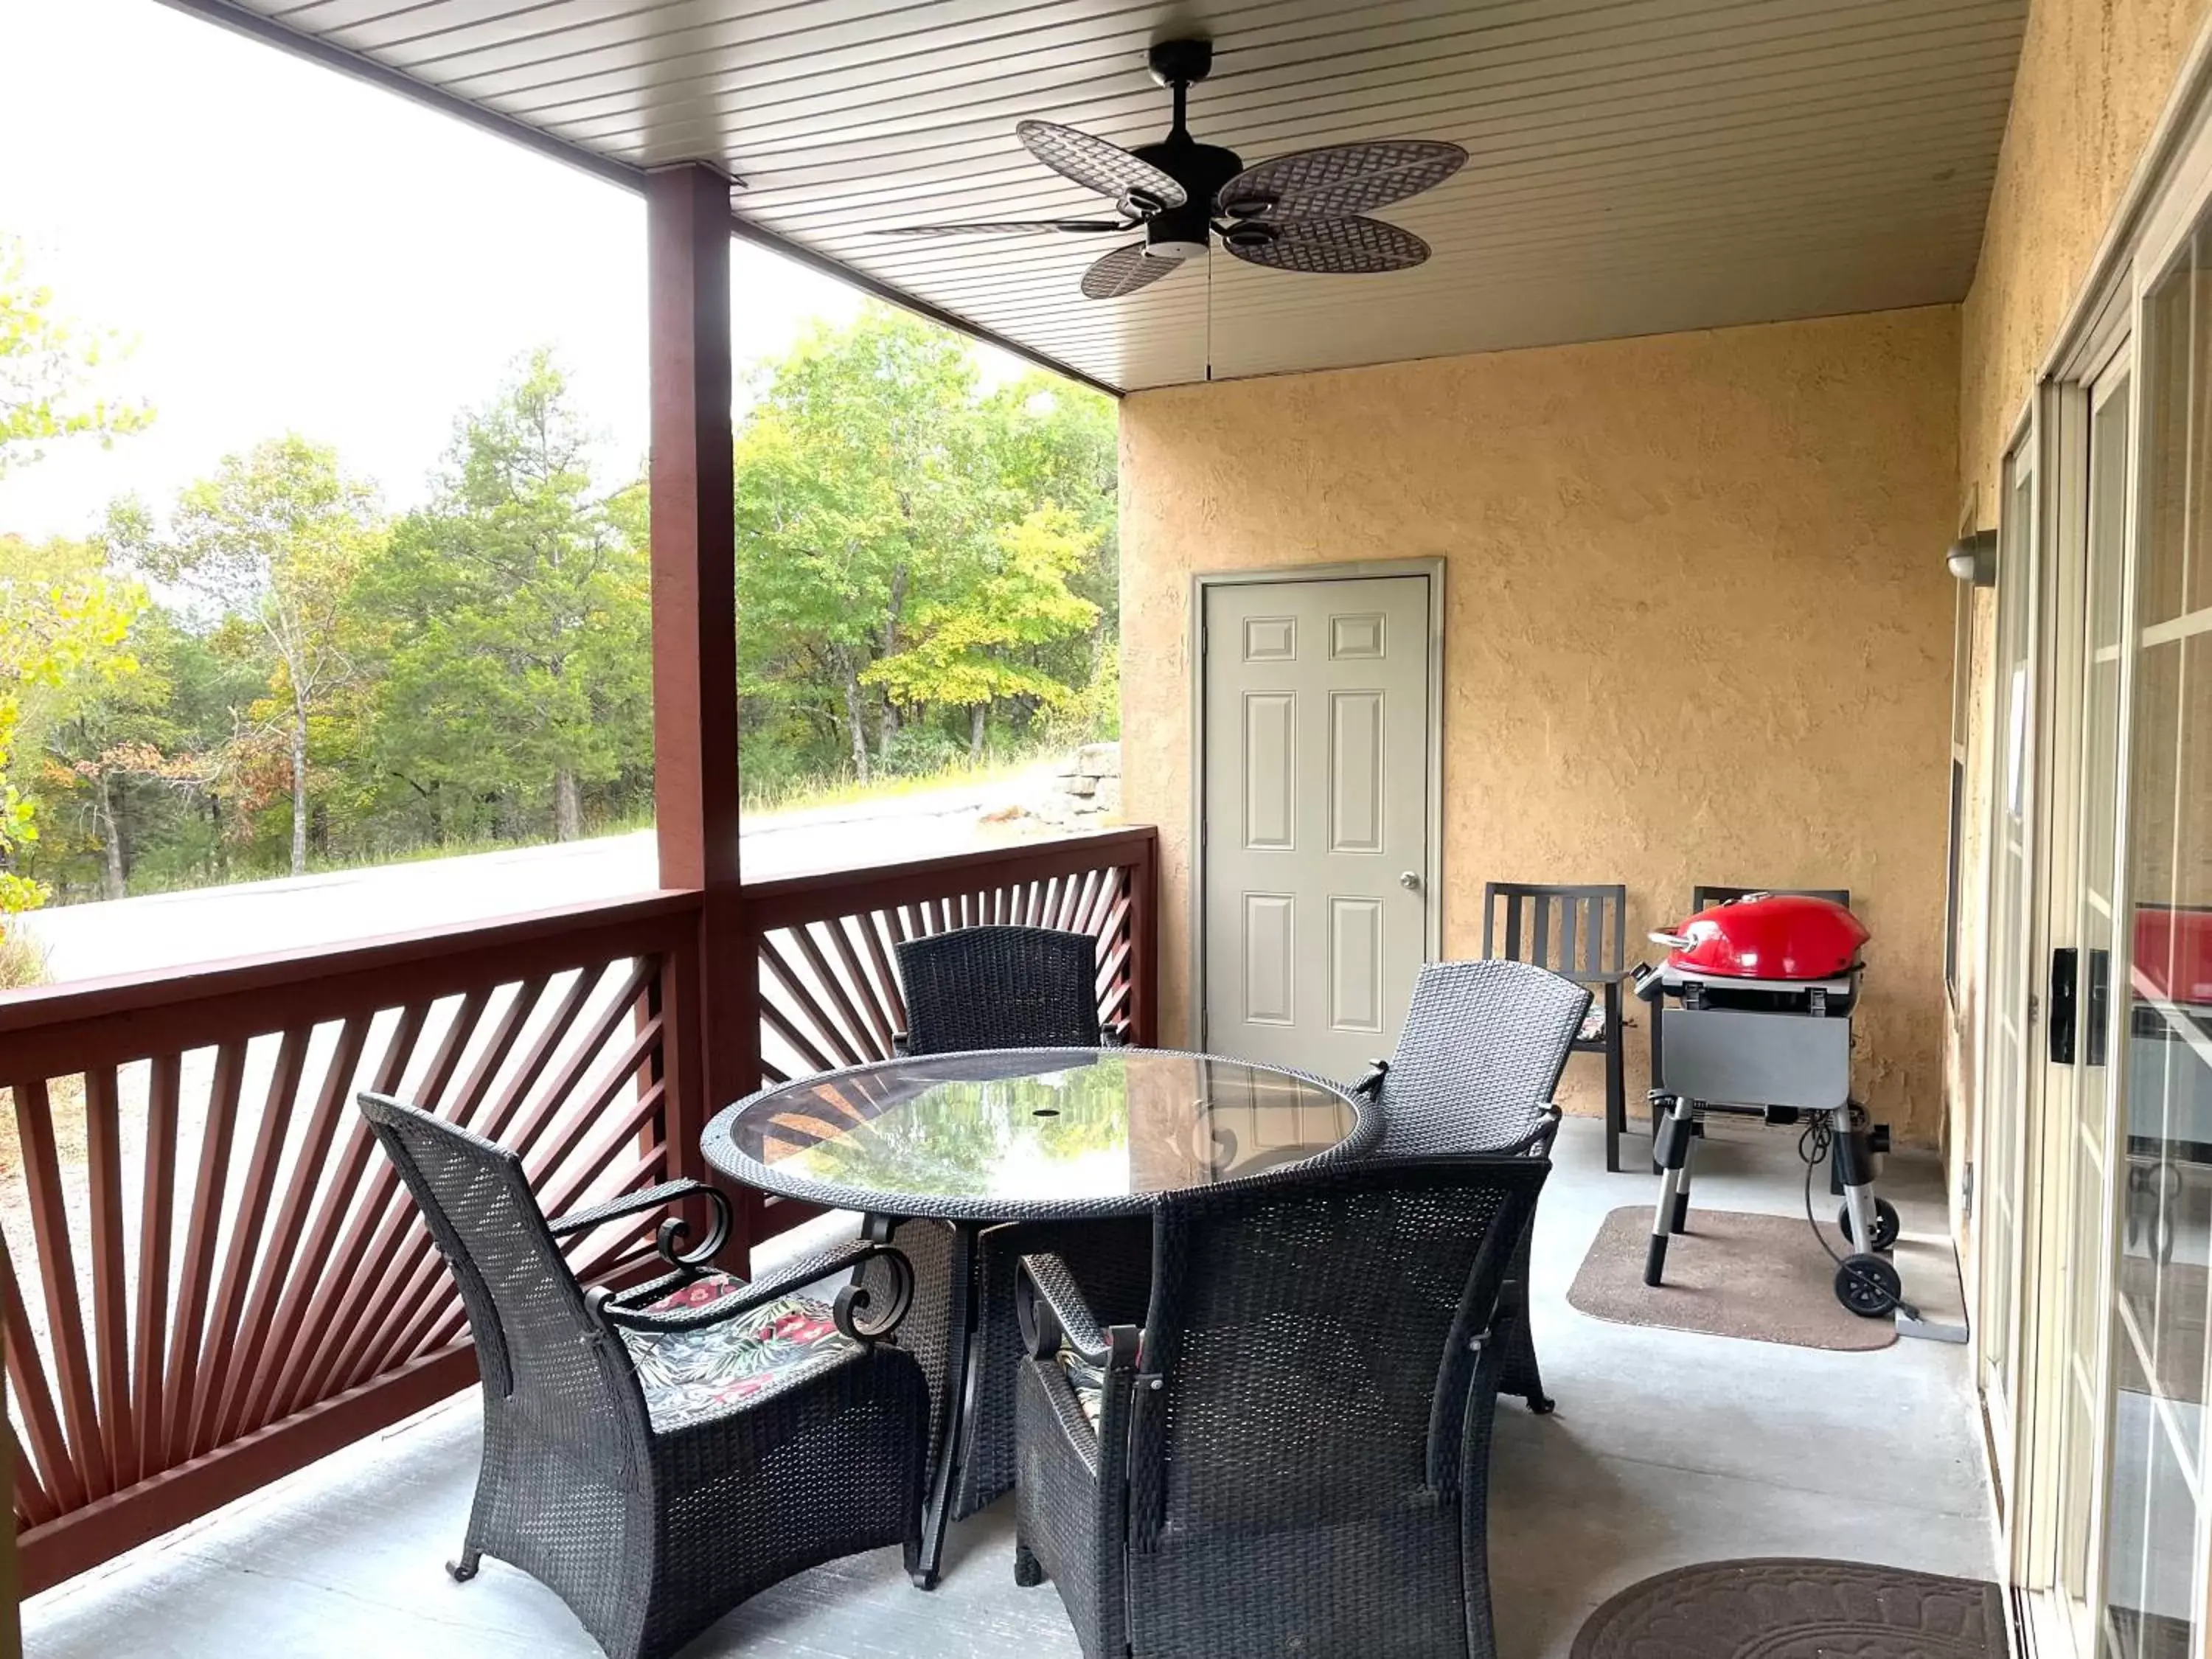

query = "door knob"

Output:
[[1399, 871, 1422, 891]]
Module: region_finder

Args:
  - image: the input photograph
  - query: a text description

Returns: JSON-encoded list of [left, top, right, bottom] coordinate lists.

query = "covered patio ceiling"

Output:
[[173, 0, 2025, 392]]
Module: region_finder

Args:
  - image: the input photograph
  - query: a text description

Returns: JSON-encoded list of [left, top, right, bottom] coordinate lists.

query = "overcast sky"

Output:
[[0, 0, 1020, 542]]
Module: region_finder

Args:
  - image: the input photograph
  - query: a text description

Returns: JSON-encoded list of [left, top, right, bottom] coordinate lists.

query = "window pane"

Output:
[[2107, 228, 2211, 1659]]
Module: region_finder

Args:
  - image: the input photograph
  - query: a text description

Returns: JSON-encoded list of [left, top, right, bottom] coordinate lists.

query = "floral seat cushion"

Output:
[[1061, 1352, 1106, 1433], [619, 1273, 858, 1431], [1576, 1004, 1607, 1043]]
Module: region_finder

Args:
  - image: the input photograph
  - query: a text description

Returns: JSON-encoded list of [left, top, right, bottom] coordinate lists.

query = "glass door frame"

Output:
[[1983, 400, 2045, 1527], [2016, 332, 2138, 1659]]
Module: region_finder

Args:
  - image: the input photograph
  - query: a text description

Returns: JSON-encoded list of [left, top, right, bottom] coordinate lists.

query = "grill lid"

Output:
[[1654, 893, 1868, 981]]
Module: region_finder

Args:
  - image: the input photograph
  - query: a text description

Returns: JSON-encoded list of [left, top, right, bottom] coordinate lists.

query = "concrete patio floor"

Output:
[[23, 1115, 1996, 1658]]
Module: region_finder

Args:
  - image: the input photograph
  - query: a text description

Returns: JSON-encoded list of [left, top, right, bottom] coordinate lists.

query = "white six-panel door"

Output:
[[1200, 573, 1433, 1080]]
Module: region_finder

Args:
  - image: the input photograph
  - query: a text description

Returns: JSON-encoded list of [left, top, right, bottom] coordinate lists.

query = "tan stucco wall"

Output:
[[1121, 307, 1961, 1146], [1960, 0, 2212, 514]]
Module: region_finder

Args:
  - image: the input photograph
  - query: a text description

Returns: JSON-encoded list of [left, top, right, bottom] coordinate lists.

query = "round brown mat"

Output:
[[1572, 1558, 2006, 1658]]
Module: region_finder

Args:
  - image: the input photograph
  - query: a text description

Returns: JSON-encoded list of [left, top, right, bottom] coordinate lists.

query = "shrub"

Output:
[[0, 922, 48, 992]]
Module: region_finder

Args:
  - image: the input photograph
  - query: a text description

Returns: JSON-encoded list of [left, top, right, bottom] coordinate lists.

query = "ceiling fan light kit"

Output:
[[874, 38, 1467, 300]]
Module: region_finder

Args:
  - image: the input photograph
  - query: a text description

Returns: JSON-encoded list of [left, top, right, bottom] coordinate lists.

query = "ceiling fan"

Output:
[[873, 39, 1466, 300]]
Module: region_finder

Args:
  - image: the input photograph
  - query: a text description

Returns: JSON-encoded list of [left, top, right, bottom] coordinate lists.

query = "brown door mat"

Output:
[[1573, 1559, 2006, 1658], [1568, 1206, 1896, 1352]]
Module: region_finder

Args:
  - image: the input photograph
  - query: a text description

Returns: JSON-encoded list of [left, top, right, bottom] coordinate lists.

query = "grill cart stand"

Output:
[[1634, 955, 1903, 1318]]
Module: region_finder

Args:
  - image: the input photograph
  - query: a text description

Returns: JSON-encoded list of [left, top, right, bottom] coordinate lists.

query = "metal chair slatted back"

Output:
[[1481, 881, 1626, 984], [1370, 959, 1591, 1158], [895, 925, 1103, 1053], [1129, 1157, 1547, 1547], [356, 1091, 652, 1466]]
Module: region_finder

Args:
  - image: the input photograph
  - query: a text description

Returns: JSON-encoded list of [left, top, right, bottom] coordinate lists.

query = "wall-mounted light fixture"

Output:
[[1947, 529, 1997, 586]]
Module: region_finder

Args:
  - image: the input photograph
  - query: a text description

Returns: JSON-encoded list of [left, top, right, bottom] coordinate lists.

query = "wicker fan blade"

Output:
[[1222, 215, 1429, 275], [1079, 240, 1187, 300], [1215, 140, 1465, 220], [1018, 120, 1189, 212], [872, 219, 1127, 237]]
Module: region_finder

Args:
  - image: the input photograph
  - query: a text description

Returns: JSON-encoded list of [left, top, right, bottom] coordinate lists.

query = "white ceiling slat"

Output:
[[487, 0, 1760, 138], [540, 0, 1929, 157], [583, 2, 2022, 171], [204, 0, 2031, 391], [751, 66, 2018, 233], [695, 2, 2023, 162]]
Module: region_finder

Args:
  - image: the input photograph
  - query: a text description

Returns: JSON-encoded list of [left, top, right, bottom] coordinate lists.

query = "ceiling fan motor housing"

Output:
[[1133, 137, 1242, 260]]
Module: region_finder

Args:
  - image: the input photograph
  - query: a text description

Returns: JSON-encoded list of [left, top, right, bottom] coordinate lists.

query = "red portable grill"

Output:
[[1632, 893, 1906, 1318]]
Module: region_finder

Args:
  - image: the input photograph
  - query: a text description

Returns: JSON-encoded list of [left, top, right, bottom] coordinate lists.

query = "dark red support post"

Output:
[[647, 164, 759, 1255]]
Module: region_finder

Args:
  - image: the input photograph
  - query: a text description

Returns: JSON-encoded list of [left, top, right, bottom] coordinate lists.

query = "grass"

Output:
[[35, 740, 1088, 910], [0, 922, 49, 991], [737, 746, 1053, 815], [0, 1076, 83, 1181]]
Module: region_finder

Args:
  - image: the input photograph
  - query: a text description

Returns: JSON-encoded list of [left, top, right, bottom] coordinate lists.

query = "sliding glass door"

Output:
[[2023, 347, 2135, 1659], [2099, 218, 2212, 1659]]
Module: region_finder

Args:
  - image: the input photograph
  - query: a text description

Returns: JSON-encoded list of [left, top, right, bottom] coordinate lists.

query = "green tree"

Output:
[[734, 305, 1114, 783], [0, 234, 153, 474], [864, 504, 1100, 757], [0, 534, 144, 909], [736, 306, 1002, 782], [355, 350, 650, 844], [21, 599, 218, 901], [119, 439, 383, 876], [972, 373, 1119, 742]]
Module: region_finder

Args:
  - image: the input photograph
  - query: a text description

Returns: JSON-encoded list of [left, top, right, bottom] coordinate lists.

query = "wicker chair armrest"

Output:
[[548, 1178, 723, 1238], [1499, 1105, 1565, 1158], [549, 1178, 731, 1276], [590, 1237, 914, 1344], [1018, 1251, 1115, 1365], [1102, 1021, 1128, 1048]]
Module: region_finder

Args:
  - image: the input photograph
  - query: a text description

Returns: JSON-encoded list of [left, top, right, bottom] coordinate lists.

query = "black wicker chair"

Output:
[[883, 924, 1149, 1531], [356, 1091, 929, 1659], [1352, 958, 1590, 1413], [1011, 1156, 1551, 1659], [893, 924, 1108, 1054]]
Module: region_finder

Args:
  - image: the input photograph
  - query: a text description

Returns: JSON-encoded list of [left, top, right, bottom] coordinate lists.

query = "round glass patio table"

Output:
[[700, 1046, 1374, 1219], [700, 1046, 1374, 1590]]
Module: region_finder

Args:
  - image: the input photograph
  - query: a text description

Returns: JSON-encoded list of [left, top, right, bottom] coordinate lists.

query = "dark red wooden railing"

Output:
[[0, 826, 1156, 1594]]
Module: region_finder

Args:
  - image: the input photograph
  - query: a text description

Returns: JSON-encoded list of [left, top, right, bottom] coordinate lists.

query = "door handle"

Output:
[[2084, 947, 2110, 1068], [2049, 947, 2079, 1066], [1398, 871, 1422, 891]]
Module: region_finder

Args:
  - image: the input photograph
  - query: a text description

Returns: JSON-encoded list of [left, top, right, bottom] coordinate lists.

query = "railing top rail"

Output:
[[740, 825, 1158, 928], [0, 891, 703, 1076], [0, 827, 1158, 1074]]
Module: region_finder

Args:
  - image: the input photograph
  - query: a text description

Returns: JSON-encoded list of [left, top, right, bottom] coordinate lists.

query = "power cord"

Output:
[[1798, 1116, 1921, 1321]]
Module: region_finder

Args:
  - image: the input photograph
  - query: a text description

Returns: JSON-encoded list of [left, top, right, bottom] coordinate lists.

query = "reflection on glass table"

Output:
[[712, 1046, 1366, 1217]]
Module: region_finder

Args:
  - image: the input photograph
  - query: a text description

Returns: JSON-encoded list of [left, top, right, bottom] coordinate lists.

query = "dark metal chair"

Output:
[[1352, 959, 1590, 1413], [1010, 1156, 1550, 1659], [887, 923, 1143, 1547], [1482, 880, 1632, 1170], [356, 1091, 928, 1659], [894, 924, 1107, 1053]]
